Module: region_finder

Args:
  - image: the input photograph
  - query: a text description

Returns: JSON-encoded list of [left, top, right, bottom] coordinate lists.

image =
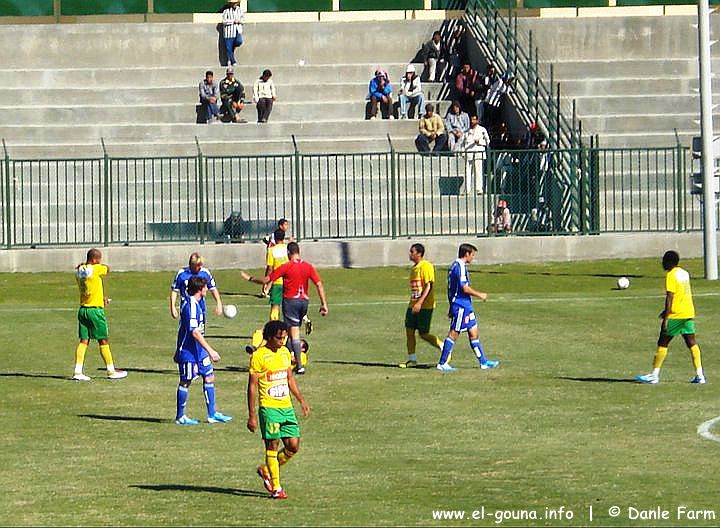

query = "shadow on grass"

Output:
[[484, 270, 645, 279], [315, 359, 434, 370], [216, 365, 249, 373], [557, 376, 637, 384], [219, 290, 267, 300], [110, 367, 175, 375], [205, 334, 252, 340], [0, 372, 68, 380], [130, 484, 267, 497], [79, 414, 167, 423]]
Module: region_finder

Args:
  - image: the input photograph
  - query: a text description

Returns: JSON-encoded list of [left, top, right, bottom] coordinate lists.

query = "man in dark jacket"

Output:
[[219, 67, 246, 123]]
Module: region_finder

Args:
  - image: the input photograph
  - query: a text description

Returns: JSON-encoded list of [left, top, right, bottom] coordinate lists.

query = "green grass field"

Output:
[[1, 257, 719, 527]]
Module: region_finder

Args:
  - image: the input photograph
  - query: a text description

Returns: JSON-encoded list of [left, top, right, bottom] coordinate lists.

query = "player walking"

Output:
[[436, 243, 500, 372]]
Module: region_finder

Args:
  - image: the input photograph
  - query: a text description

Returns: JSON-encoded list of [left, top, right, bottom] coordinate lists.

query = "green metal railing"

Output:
[[0, 145, 713, 249]]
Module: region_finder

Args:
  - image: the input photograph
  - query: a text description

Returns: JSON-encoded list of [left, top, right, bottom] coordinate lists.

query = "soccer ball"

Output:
[[223, 304, 238, 319], [617, 277, 630, 290]]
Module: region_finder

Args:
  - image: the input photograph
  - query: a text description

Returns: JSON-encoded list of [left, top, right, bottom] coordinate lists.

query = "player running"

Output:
[[636, 250, 706, 384], [436, 243, 500, 372], [170, 252, 223, 319]]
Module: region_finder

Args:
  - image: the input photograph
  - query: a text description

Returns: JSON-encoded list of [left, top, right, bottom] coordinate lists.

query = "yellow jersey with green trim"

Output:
[[665, 266, 695, 319], [409, 259, 436, 309], [249, 345, 293, 409], [76, 263, 108, 307], [266, 243, 289, 286]]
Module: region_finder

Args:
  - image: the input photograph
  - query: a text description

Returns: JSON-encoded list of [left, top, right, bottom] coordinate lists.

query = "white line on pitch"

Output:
[[698, 416, 720, 443]]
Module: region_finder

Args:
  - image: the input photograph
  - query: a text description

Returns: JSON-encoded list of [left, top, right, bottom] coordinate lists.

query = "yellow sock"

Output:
[[652, 346, 668, 370], [277, 448, 295, 466], [420, 333, 443, 350], [265, 450, 280, 490], [406, 329, 416, 355], [270, 306, 280, 321], [690, 344, 703, 371], [74, 343, 88, 372], [99, 344, 115, 371], [251, 329, 264, 349]]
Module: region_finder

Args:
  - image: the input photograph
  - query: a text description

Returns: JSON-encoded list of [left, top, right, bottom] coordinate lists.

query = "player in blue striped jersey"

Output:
[[170, 252, 223, 319], [174, 277, 232, 425], [436, 243, 499, 372]]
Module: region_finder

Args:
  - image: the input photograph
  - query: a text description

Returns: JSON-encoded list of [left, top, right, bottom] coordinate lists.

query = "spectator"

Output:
[[444, 100, 470, 152], [529, 196, 553, 232], [484, 71, 514, 130], [477, 64, 498, 123], [489, 199, 511, 233], [366, 70, 393, 120], [198, 70, 220, 124], [491, 120, 516, 149], [492, 121, 517, 193], [253, 69, 277, 123], [219, 67, 246, 123], [415, 103, 448, 153], [421, 30, 447, 82], [461, 114, 490, 194], [522, 121, 546, 149], [398, 65, 424, 120], [446, 25, 468, 81], [221, 0, 244, 67], [455, 62, 479, 117]]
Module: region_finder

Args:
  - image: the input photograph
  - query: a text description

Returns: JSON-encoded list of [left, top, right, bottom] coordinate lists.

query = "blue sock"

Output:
[[176, 385, 189, 420], [439, 337, 455, 365], [470, 338, 487, 363], [203, 382, 216, 417]]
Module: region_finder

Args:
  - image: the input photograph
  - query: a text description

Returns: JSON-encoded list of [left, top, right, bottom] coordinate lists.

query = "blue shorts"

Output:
[[449, 306, 477, 333], [176, 354, 213, 382]]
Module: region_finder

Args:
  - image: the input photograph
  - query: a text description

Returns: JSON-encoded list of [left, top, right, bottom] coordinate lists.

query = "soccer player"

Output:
[[72, 248, 128, 381], [265, 229, 289, 321], [247, 320, 310, 499], [401, 243, 443, 368], [174, 277, 233, 425], [170, 252, 223, 319], [242, 241, 328, 374], [436, 243, 500, 372], [636, 250, 706, 384]]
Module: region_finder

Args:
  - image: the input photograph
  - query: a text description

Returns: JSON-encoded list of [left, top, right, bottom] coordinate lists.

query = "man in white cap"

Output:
[[399, 64, 424, 120]]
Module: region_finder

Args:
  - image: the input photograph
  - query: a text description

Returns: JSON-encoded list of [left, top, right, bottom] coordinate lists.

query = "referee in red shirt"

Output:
[[243, 242, 328, 374]]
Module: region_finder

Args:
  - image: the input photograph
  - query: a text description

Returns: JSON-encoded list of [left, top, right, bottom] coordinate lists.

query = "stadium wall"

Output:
[[0, 233, 716, 272]]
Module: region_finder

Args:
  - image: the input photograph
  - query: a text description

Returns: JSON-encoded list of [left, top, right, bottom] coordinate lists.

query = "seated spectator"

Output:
[[483, 71, 514, 130], [366, 70, 393, 120], [455, 62, 479, 117], [421, 30, 447, 82], [446, 25, 468, 81], [398, 65, 424, 119], [444, 100, 470, 152], [253, 69, 276, 123], [489, 199, 511, 233], [415, 103, 448, 153], [198, 70, 220, 124], [460, 114, 490, 194], [219, 67, 246, 123]]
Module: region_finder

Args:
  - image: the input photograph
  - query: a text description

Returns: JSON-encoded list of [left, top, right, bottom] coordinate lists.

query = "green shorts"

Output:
[[663, 318, 696, 337], [78, 306, 109, 340], [269, 284, 283, 306], [259, 406, 300, 440], [405, 307, 434, 334]]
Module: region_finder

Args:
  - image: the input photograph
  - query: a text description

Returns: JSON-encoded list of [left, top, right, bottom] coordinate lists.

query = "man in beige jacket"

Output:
[[415, 103, 448, 152]]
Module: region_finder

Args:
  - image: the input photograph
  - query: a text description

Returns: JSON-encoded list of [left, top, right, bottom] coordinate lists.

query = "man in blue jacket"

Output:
[[366, 70, 393, 120]]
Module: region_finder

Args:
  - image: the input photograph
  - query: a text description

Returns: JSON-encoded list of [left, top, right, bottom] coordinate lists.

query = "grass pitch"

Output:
[[1, 257, 719, 526]]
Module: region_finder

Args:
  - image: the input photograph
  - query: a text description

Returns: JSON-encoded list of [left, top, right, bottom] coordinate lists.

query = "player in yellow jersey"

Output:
[[247, 320, 310, 499], [72, 248, 127, 381], [636, 250, 706, 384], [400, 243, 443, 368], [265, 230, 289, 321]]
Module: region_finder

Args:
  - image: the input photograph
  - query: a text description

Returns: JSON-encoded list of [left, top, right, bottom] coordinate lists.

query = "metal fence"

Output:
[[0, 146, 715, 249]]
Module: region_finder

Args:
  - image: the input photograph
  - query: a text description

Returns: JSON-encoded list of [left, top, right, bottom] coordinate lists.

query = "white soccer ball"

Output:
[[298, 59, 305, 67], [617, 277, 630, 290], [223, 304, 238, 319]]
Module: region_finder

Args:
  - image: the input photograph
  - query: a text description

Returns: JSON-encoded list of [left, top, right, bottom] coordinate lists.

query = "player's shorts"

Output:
[[259, 406, 300, 440], [405, 307, 434, 334], [269, 284, 283, 306], [662, 318, 696, 337], [449, 305, 477, 333], [77, 306, 109, 340], [282, 298, 309, 327], [176, 354, 214, 382]]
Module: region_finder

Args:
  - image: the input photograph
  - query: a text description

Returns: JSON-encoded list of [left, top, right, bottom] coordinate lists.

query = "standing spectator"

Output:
[[477, 64, 498, 124], [461, 114, 491, 194], [398, 65, 424, 120], [366, 70, 393, 120], [253, 69, 277, 123], [219, 67, 246, 123], [415, 103, 448, 153], [444, 100, 470, 152], [446, 25, 468, 81], [221, 0, 244, 67], [455, 62, 479, 117], [492, 121, 517, 193], [72, 248, 127, 381], [198, 70, 220, 124], [484, 71, 514, 130], [421, 30, 447, 82], [521, 121, 546, 149]]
